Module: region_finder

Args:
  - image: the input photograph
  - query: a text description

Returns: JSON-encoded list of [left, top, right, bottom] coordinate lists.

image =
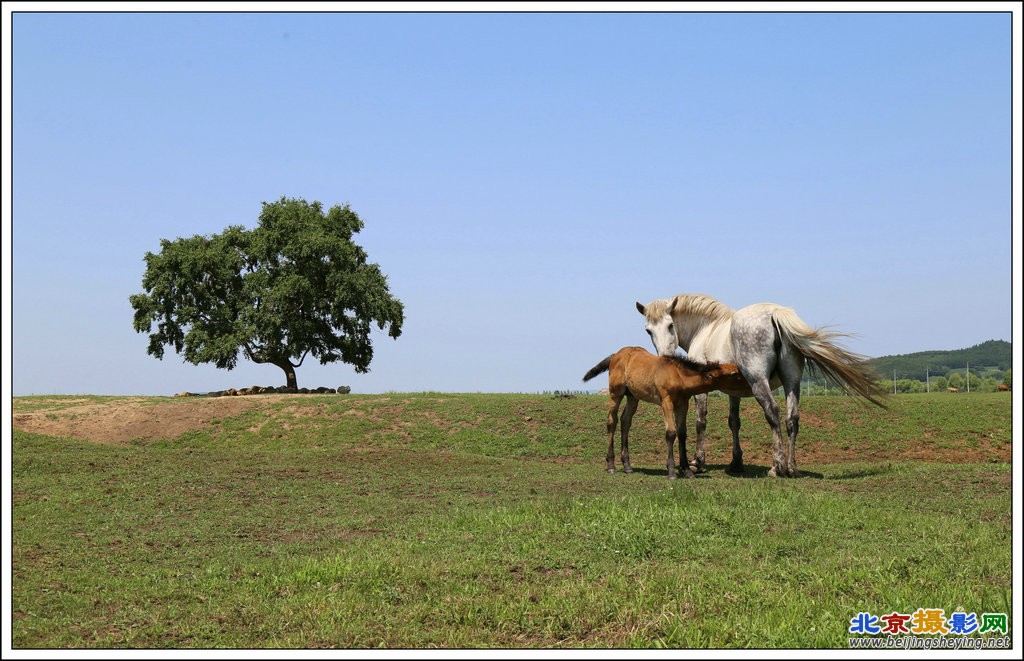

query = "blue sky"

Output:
[[5, 8, 1018, 395]]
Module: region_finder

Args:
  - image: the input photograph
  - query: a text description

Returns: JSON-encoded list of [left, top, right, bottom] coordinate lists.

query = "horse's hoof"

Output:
[[607, 468, 616, 475], [727, 462, 745, 474], [681, 469, 696, 479], [767, 467, 780, 478], [622, 466, 633, 474]]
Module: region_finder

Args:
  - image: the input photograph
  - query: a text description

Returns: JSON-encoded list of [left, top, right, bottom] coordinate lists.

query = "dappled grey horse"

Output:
[[637, 293, 887, 477]]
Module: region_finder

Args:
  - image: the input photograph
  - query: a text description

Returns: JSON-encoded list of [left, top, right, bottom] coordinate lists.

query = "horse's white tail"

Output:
[[770, 307, 889, 408]]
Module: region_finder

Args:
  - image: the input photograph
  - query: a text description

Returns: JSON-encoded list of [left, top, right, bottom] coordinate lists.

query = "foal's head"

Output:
[[636, 298, 678, 357]]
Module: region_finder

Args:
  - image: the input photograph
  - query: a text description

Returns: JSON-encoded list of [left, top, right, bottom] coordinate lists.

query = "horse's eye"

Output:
[[668, 324, 674, 333], [646, 329, 652, 336]]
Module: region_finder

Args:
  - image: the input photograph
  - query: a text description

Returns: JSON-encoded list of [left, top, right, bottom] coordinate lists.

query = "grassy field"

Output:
[[10, 392, 1014, 649]]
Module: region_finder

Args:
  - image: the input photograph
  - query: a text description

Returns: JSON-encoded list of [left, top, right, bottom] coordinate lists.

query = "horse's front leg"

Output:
[[726, 395, 744, 474], [692, 392, 708, 472]]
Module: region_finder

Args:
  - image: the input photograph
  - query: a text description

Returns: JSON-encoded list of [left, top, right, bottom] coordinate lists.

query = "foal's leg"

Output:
[[605, 392, 623, 473], [675, 397, 695, 478], [747, 379, 787, 478], [693, 393, 708, 472], [726, 395, 744, 473], [619, 395, 639, 474], [660, 395, 679, 479]]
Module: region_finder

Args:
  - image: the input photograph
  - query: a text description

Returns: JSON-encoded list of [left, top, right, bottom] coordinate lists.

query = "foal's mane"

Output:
[[665, 354, 720, 374]]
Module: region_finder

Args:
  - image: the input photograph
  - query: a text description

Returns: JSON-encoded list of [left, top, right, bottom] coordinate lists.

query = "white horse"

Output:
[[636, 293, 887, 478]]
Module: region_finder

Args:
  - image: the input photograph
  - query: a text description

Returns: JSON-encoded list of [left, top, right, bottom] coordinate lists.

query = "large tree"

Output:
[[130, 197, 404, 389]]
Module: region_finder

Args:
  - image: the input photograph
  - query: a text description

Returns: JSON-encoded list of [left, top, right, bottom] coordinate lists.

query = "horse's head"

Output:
[[636, 299, 678, 357]]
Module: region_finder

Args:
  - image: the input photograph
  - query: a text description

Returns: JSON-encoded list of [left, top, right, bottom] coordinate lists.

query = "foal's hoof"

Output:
[[622, 466, 633, 474], [681, 468, 696, 479], [726, 461, 745, 474], [607, 468, 616, 475]]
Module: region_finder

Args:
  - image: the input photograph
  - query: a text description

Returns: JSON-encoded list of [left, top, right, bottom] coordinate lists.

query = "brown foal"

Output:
[[584, 347, 748, 479]]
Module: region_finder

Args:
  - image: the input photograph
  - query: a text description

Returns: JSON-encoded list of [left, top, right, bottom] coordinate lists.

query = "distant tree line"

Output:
[[800, 367, 1010, 395], [860, 339, 1012, 394], [872, 367, 1012, 394], [867, 340, 1010, 381], [575, 368, 1013, 396], [572, 340, 1013, 396]]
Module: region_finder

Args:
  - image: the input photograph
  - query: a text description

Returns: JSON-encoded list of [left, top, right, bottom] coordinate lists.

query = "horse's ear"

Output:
[[635, 301, 646, 315], [667, 296, 678, 315]]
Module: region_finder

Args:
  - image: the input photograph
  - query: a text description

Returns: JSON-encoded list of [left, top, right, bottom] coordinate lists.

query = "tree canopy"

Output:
[[130, 197, 404, 389]]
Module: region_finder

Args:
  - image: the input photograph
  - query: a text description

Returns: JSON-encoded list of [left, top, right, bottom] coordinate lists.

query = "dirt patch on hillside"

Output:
[[11, 395, 1011, 466], [12, 397, 261, 444]]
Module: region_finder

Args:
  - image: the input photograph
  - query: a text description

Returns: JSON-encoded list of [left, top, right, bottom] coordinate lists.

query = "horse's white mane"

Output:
[[671, 294, 735, 321], [644, 293, 734, 322]]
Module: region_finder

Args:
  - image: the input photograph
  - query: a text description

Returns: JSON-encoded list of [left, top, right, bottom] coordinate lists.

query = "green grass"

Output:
[[11, 392, 1013, 648]]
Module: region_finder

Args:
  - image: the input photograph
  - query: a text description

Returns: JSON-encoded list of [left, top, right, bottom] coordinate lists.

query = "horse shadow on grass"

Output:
[[706, 464, 824, 479], [633, 467, 712, 479], [629, 464, 824, 480]]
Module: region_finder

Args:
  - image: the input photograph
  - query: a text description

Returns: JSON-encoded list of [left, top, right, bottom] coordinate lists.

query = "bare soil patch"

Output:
[[12, 397, 261, 444], [12, 394, 1010, 465]]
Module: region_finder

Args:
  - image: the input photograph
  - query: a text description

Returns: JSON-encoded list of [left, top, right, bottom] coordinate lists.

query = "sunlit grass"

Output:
[[11, 393, 1012, 648]]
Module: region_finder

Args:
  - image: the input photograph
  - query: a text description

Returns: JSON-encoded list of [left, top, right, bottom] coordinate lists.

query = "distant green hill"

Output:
[[867, 340, 1011, 380]]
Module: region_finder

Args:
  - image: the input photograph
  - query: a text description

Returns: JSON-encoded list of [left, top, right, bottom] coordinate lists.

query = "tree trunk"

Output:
[[273, 360, 298, 390]]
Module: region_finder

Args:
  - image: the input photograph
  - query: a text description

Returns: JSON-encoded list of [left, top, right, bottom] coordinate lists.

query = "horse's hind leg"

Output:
[[748, 379, 787, 478], [605, 391, 624, 473], [783, 385, 800, 477], [778, 351, 803, 478], [619, 395, 639, 474]]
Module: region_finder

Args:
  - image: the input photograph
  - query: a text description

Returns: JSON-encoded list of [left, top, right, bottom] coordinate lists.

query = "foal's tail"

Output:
[[771, 307, 889, 409], [582, 355, 613, 382]]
